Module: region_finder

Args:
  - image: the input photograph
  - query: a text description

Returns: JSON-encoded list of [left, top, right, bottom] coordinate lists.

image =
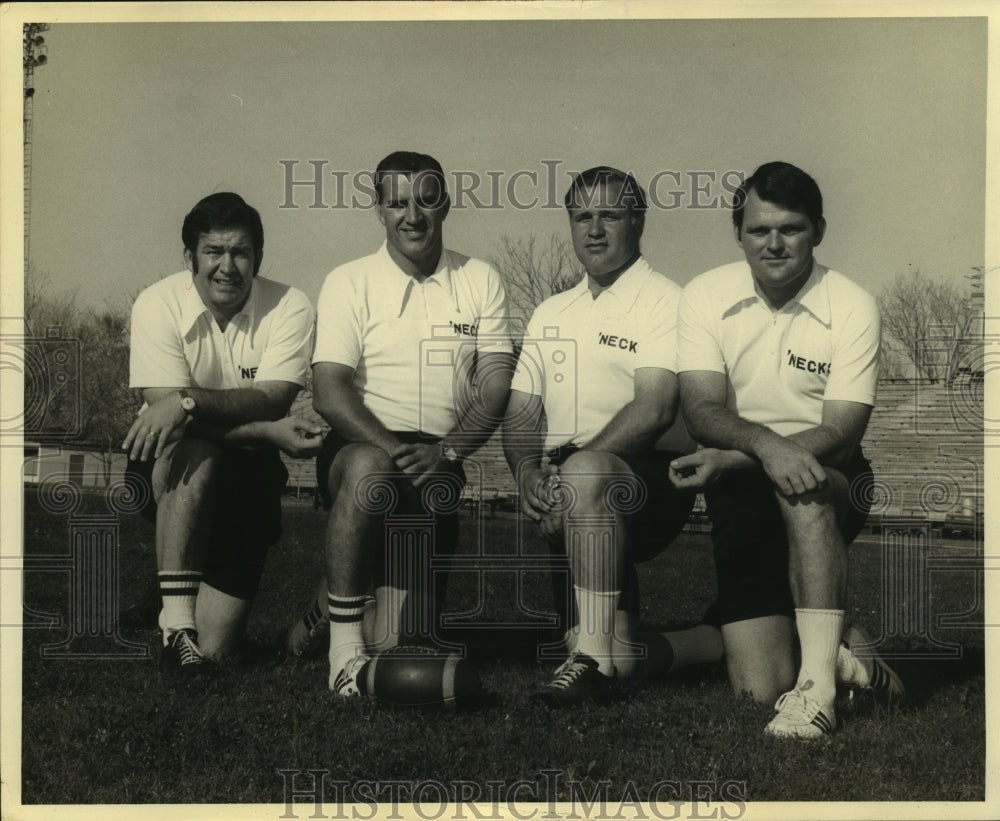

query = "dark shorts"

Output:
[[315, 430, 464, 589], [546, 446, 695, 563], [124, 444, 288, 600], [703, 450, 874, 626]]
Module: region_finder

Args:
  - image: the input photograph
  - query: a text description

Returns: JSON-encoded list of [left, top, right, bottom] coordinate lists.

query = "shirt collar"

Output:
[[553, 256, 651, 315], [376, 242, 457, 317], [721, 261, 830, 324], [180, 273, 257, 334]]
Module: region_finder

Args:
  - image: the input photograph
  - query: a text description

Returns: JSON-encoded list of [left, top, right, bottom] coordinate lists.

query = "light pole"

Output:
[[23, 23, 49, 267]]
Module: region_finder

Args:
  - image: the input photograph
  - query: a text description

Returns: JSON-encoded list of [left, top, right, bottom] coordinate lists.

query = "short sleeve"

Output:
[[510, 309, 544, 397], [313, 267, 364, 368], [253, 287, 315, 386], [475, 265, 514, 355], [677, 281, 727, 374], [128, 288, 192, 389], [635, 284, 681, 372], [825, 294, 881, 406]]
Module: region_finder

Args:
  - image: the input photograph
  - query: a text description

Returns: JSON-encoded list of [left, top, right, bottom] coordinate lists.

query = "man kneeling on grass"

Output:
[[123, 192, 320, 675], [283, 151, 514, 695], [503, 167, 724, 707], [670, 161, 905, 739]]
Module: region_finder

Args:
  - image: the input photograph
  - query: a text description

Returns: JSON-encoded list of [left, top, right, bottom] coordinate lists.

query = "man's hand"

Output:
[[518, 464, 561, 524], [668, 448, 732, 490], [391, 443, 449, 488], [266, 417, 324, 458], [122, 392, 188, 462], [754, 435, 827, 496]]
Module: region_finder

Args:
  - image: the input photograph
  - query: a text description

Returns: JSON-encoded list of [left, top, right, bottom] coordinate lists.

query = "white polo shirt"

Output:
[[129, 271, 314, 392], [677, 260, 880, 437], [511, 256, 694, 454], [313, 243, 513, 436]]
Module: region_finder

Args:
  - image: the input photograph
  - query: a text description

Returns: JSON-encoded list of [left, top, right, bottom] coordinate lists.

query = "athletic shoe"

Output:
[[532, 651, 616, 707], [764, 688, 836, 740], [331, 653, 371, 698], [160, 628, 211, 676], [285, 612, 330, 659], [842, 625, 907, 705]]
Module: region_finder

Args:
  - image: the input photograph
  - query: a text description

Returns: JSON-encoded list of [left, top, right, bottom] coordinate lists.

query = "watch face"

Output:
[[181, 397, 196, 412]]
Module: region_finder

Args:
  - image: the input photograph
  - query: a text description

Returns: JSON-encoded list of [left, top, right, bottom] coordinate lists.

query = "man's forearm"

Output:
[[314, 383, 400, 454], [183, 385, 294, 424], [444, 352, 514, 459], [689, 404, 857, 468], [501, 392, 546, 478], [584, 397, 671, 455]]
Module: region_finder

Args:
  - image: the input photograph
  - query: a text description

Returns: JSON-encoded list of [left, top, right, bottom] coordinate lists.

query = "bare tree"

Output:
[[490, 233, 583, 338], [877, 269, 976, 381], [76, 305, 134, 484], [23, 267, 135, 483]]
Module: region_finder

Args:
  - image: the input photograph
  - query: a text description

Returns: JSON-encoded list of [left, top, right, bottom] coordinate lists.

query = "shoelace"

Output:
[[547, 654, 592, 690], [175, 633, 203, 666], [773, 689, 815, 718]]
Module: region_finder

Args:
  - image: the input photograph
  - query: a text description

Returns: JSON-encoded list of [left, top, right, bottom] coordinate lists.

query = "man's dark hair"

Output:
[[374, 151, 448, 206], [563, 166, 648, 213], [732, 161, 823, 236], [181, 192, 264, 274]]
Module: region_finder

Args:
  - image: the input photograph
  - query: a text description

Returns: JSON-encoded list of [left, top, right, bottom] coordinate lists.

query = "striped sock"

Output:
[[302, 599, 326, 634], [328, 593, 367, 683], [157, 570, 201, 643]]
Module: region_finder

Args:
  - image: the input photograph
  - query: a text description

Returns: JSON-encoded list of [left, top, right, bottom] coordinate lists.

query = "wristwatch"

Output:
[[178, 389, 197, 416], [441, 443, 461, 464]]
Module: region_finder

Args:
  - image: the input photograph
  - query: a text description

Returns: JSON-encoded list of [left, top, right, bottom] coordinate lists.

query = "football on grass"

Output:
[[358, 645, 482, 708]]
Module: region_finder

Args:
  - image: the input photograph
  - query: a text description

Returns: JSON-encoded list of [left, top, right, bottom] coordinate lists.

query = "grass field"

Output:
[[18, 487, 986, 808]]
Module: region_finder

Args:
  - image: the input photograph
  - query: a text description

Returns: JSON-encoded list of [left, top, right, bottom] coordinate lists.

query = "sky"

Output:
[[11, 6, 989, 315]]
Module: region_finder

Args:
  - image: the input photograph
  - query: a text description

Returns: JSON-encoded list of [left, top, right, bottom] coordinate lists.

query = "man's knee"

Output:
[[558, 450, 637, 515], [195, 581, 251, 660], [153, 438, 223, 498], [328, 443, 397, 511], [722, 615, 796, 704], [774, 478, 844, 530]]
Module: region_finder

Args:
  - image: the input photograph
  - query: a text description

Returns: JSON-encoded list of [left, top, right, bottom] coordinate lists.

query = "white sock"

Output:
[[795, 608, 844, 707], [572, 585, 617, 676], [157, 570, 200, 643], [327, 593, 367, 687]]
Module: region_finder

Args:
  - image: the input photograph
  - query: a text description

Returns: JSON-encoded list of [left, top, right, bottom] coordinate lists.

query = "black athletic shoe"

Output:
[[842, 625, 907, 705], [284, 613, 329, 659], [532, 651, 616, 707], [160, 628, 211, 677]]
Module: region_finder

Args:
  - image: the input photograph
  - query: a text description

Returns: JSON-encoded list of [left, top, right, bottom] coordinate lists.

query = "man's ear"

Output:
[[734, 222, 743, 248], [439, 193, 451, 222], [184, 247, 194, 273], [813, 216, 827, 246]]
